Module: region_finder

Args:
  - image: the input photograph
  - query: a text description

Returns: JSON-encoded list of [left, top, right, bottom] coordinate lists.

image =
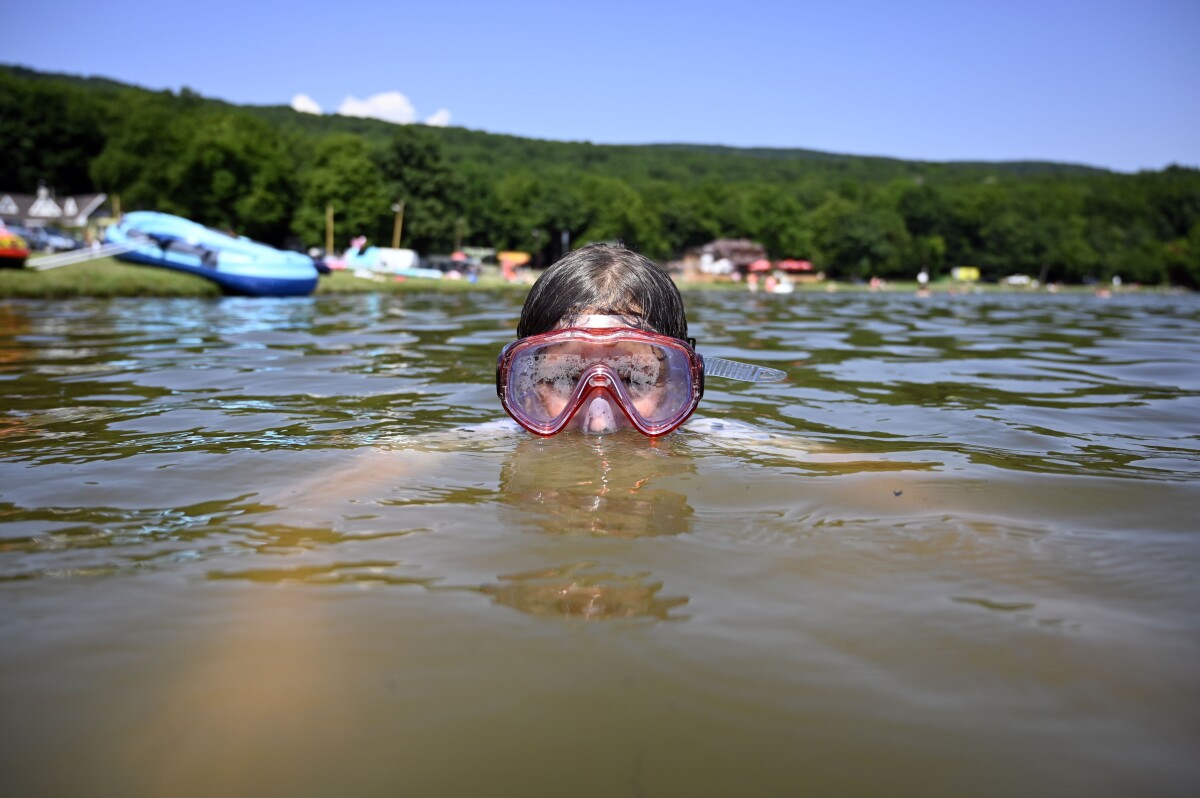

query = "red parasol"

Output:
[[778, 259, 813, 272]]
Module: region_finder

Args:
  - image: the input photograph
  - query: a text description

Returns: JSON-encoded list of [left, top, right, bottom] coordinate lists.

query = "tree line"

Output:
[[2, 66, 1199, 286]]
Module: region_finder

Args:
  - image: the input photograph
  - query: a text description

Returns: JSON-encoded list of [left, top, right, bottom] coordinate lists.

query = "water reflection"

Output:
[[479, 562, 688, 620], [478, 433, 696, 619], [498, 433, 694, 538]]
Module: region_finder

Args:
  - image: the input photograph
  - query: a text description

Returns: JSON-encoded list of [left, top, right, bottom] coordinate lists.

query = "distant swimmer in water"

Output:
[[496, 242, 786, 436]]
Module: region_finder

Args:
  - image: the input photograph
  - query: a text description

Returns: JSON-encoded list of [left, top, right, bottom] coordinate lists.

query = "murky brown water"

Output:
[[2, 290, 1198, 797]]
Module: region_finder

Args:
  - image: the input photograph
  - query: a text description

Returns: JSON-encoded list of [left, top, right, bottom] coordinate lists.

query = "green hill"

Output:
[[1, 62, 1107, 184], [1, 63, 1196, 286]]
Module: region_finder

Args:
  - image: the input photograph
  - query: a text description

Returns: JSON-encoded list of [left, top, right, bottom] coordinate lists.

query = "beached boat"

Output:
[[329, 241, 444, 280], [0, 226, 30, 268], [105, 212, 320, 297]]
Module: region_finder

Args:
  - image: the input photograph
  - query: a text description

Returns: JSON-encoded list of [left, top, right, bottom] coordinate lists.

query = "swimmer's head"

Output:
[[500, 244, 784, 438], [517, 243, 689, 341], [498, 247, 786, 438]]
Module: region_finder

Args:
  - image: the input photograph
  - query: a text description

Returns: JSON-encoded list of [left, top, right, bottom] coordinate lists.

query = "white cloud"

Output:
[[291, 94, 322, 114], [424, 109, 452, 127], [337, 91, 416, 124]]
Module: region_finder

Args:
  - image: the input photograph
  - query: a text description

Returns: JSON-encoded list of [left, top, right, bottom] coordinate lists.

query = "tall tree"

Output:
[[376, 126, 464, 253], [292, 134, 389, 249], [0, 73, 107, 194], [161, 111, 296, 243], [90, 91, 185, 210]]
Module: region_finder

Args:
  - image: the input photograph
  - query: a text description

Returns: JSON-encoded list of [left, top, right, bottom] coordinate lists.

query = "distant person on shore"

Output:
[[496, 243, 785, 436]]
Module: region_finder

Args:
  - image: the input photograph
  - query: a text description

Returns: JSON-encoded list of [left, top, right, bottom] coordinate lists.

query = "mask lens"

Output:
[[505, 334, 696, 429]]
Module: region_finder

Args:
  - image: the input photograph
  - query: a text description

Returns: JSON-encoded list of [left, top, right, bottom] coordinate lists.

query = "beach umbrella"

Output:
[[779, 259, 813, 272]]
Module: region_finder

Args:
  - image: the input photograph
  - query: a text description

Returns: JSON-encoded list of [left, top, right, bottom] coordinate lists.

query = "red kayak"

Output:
[[0, 226, 30, 268]]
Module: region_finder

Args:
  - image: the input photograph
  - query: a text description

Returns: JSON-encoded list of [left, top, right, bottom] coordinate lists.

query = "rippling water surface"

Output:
[[2, 290, 1198, 797]]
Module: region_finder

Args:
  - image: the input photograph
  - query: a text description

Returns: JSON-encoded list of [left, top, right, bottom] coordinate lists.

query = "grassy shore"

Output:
[[0, 257, 1168, 299], [0, 258, 529, 299]]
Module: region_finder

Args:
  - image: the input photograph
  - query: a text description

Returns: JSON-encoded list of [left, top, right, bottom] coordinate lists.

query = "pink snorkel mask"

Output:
[[496, 323, 786, 437]]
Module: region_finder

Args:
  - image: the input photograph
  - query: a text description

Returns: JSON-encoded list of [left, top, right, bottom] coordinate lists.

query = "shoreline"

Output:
[[0, 258, 1185, 300]]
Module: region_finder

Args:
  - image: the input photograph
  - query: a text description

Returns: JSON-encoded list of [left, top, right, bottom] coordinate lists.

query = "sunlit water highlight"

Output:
[[1, 290, 1198, 797]]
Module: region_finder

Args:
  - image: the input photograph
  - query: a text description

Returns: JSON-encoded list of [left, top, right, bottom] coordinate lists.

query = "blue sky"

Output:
[[3, 0, 1196, 172]]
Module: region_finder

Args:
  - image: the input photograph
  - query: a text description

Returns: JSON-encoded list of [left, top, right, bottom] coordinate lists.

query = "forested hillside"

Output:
[[3, 65, 1198, 285]]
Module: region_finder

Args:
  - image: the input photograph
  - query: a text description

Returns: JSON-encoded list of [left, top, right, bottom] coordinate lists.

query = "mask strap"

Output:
[[703, 357, 787, 383]]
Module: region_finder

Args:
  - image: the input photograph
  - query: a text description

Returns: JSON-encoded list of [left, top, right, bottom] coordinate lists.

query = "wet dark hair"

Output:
[[517, 243, 689, 341]]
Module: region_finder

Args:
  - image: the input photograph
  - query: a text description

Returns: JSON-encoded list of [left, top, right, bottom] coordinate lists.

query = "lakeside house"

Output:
[[671, 238, 768, 280], [0, 186, 108, 230]]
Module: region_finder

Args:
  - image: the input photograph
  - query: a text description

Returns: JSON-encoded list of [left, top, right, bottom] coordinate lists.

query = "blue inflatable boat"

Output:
[[106, 212, 321, 297]]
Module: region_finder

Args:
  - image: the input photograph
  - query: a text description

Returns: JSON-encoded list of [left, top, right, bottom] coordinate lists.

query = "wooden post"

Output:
[[113, 193, 122, 221], [391, 200, 405, 249], [325, 203, 334, 254]]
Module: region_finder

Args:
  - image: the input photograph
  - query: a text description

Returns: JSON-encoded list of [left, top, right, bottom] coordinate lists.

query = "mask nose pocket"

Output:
[[582, 395, 620, 434]]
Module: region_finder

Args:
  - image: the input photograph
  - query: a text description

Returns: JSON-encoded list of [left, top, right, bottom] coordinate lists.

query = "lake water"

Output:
[[1, 289, 1198, 797]]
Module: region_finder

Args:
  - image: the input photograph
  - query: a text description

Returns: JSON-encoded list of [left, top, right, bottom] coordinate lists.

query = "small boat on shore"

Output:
[[105, 212, 320, 297], [0, 225, 30, 268], [328, 239, 444, 280]]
